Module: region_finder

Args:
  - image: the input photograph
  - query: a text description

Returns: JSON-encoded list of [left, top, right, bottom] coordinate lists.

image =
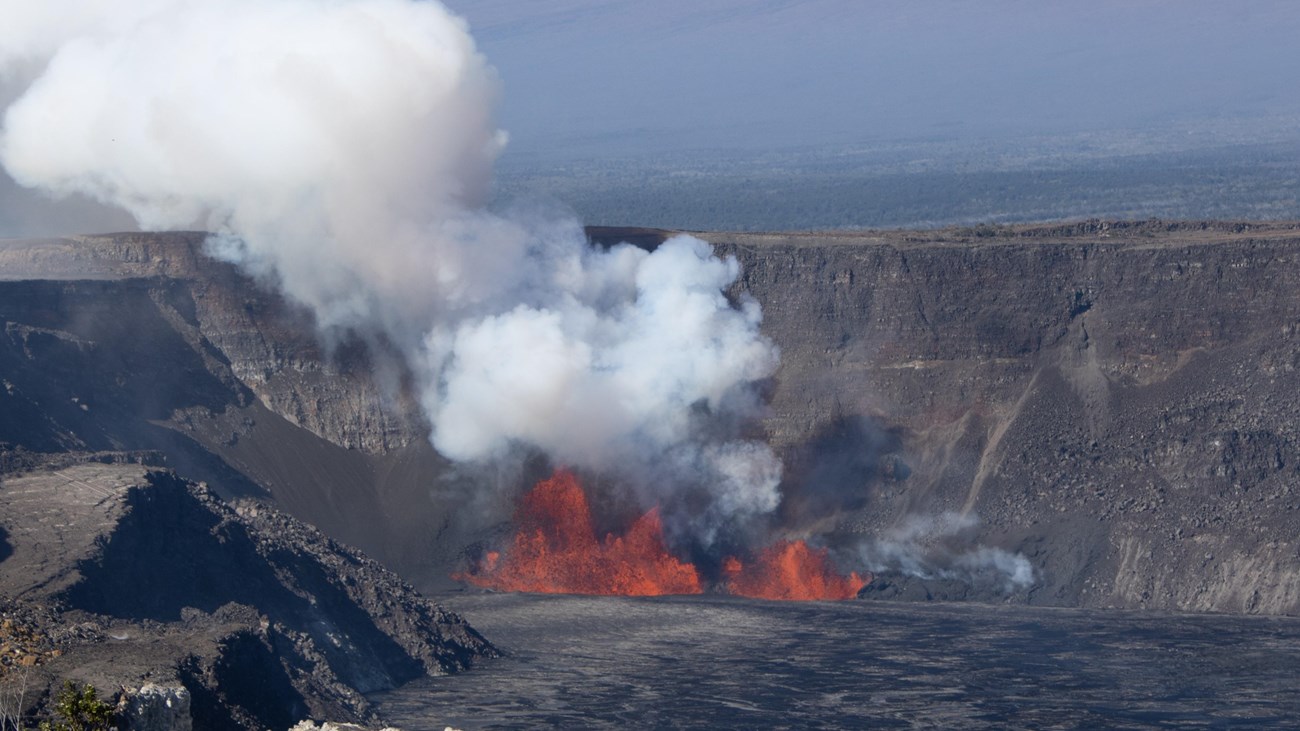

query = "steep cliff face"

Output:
[[0, 234, 453, 586], [4, 224, 1300, 616], [0, 232, 423, 453], [710, 221, 1300, 614]]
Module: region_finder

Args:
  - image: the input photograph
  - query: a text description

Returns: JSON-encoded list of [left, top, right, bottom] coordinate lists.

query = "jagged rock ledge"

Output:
[[0, 458, 496, 730]]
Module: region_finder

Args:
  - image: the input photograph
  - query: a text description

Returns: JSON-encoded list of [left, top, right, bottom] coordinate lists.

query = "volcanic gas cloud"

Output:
[[1, 0, 782, 547], [459, 470, 868, 601], [1, 0, 874, 598]]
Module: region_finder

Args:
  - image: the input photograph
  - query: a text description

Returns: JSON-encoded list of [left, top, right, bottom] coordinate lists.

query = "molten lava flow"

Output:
[[724, 540, 869, 601], [458, 469, 702, 596], [458, 470, 869, 601]]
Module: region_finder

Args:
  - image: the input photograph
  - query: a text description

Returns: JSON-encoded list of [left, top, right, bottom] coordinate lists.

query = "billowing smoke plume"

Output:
[[0, 0, 781, 540]]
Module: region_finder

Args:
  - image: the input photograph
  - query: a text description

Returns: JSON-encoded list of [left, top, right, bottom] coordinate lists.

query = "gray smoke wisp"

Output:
[[0, 0, 782, 541], [856, 512, 1034, 592]]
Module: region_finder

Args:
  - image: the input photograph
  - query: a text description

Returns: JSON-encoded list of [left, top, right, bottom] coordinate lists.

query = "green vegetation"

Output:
[[38, 682, 114, 731]]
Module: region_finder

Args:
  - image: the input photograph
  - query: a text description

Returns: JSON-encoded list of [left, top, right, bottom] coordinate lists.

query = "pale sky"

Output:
[[443, 0, 1300, 158]]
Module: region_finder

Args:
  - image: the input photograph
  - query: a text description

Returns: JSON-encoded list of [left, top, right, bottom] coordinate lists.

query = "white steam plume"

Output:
[[0, 0, 782, 540], [857, 512, 1034, 591]]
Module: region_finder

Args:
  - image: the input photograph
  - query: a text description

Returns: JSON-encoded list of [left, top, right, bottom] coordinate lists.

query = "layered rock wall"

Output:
[[710, 222, 1300, 614], [6, 224, 1300, 615]]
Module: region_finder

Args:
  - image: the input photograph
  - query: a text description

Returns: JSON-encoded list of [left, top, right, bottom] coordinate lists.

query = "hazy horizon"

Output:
[[3, 0, 1299, 235]]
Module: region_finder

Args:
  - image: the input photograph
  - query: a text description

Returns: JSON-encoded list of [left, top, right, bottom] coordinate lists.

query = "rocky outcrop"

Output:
[[118, 684, 192, 731], [0, 461, 495, 730], [288, 721, 405, 731]]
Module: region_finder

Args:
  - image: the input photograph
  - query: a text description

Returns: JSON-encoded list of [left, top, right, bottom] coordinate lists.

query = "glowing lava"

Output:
[[723, 540, 869, 601], [459, 470, 871, 601], [457, 469, 703, 596]]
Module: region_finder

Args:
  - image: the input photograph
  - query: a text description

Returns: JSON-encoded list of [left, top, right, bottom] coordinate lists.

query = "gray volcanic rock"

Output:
[[5, 224, 1300, 618], [0, 232, 422, 454], [0, 232, 453, 587], [0, 461, 495, 730], [708, 220, 1300, 614], [118, 684, 192, 731]]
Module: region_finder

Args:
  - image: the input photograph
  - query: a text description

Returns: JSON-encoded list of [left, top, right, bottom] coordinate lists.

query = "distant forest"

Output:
[[493, 139, 1300, 232]]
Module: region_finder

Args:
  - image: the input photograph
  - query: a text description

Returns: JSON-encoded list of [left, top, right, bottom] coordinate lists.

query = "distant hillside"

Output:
[[494, 140, 1300, 231]]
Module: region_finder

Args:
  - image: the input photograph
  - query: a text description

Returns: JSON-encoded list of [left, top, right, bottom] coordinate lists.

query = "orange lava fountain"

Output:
[[457, 469, 703, 596], [458, 469, 869, 601], [723, 540, 869, 601]]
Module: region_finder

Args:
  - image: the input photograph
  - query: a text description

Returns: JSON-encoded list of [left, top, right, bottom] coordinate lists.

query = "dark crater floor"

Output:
[[377, 593, 1300, 730]]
